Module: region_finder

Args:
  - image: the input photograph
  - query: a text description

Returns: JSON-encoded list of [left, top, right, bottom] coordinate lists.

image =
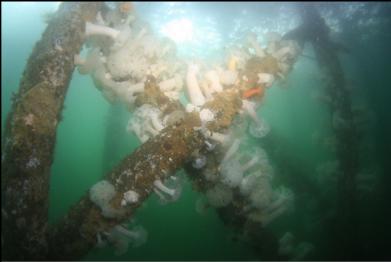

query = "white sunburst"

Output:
[[160, 18, 194, 44]]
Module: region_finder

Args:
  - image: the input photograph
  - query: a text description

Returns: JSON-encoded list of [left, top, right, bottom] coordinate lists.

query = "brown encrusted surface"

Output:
[[1, 3, 102, 261], [12, 82, 59, 146], [247, 55, 280, 75], [203, 89, 243, 131], [135, 75, 183, 115]]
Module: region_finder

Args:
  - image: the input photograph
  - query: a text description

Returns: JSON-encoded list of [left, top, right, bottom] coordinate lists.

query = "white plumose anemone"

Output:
[[249, 117, 271, 138], [206, 183, 233, 207], [186, 63, 206, 106], [220, 158, 244, 188], [127, 105, 165, 143]]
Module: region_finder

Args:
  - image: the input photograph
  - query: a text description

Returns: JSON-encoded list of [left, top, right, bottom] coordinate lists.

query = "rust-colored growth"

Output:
[[242, 86, 265, 99]]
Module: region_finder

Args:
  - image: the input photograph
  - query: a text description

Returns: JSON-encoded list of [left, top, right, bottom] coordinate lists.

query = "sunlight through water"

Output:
[[161, 18, 194, 44]]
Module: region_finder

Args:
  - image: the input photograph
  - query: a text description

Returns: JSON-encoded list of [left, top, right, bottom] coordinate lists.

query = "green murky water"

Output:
[[2, 2, 391, 260]]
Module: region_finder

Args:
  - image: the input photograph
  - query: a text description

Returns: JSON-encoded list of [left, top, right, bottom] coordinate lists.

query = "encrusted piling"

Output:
[[283, 4, 360, 259], [1, 3, 102, 260]]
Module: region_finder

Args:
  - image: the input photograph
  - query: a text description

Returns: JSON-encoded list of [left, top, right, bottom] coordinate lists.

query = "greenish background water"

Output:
[[2, 2, 390, 260]]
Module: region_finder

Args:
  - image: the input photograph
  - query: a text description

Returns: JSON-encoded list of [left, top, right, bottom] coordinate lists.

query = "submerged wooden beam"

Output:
[[284, 4, 359, 260], [321, 44, 359, 261], [1, 3, 102, 260], [47, 90, 242, 260]]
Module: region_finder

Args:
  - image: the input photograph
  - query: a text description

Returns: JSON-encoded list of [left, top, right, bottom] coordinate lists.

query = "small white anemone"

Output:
[[241, 100, 258, 122], [90, 180, 116, 209], [186, 63, 206, 106], [204, 140, 216, 151], [241, 154, 260, 173], [85, 22, 120, 39], [249, 176, 274, 210], [240, 171, 262, 196], [199, 109, 215, 124], [278, 232, 295, 256], [249, 117, 270, 138], [242, 100, 270, 138], [75, 48, 103, 75], [247, 32, 266, 58], [200, 79, 214, 100], [221, 138, 240, 163], [219, 69, 238, 86], [273, 40, 301, 63], [205, 70, 223, 93], [153, 177, 182, 204], [205, 183, 233, 207], [220, 158, 244, 188], [185, 103, 200, 113], [202, 130, 230, 145], [257, 73, 275, 87], [158, 75, 183, 100], [127, 105, 165, 143], [92, 65, 143, 106], [121, 190, 140, 206], [90, 180, 124, 218], [249, 186, 294, 226], [192, 155, 207, 169], [110, 27, 133, 51], [106, 225, 148, 256]]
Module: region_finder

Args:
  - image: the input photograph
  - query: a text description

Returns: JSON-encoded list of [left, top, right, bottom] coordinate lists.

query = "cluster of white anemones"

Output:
[[195, 136, 294, 226], [75, 8, 184, 109], [77, 1, 302, 143], [126, 104, 165, 143], [184, 32, 300, 142], [83, 5, 302, 251]]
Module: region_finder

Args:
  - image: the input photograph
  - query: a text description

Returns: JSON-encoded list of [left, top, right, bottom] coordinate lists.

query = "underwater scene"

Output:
[[1, 2, 391, 261]]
